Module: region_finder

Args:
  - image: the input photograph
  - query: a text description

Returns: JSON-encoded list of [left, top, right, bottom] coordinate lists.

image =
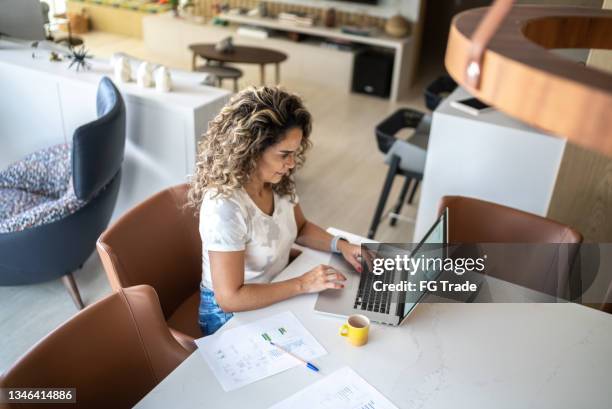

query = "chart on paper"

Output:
[[195, 311, 326, 391], [268, 367, 399, 409]]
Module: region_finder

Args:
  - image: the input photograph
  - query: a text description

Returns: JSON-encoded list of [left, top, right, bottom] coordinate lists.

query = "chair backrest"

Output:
[[437, 195, 583, 297], [72, 77, 126, 202], [0, 285, 189, 409], [96, 184, 202, 318], [601, 280, 612, 314], [438, 196, 583, 244]]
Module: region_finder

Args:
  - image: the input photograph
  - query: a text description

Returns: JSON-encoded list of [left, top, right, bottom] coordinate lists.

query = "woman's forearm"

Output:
[[295, 220, 334, 252], [216, 277, 304, 312]]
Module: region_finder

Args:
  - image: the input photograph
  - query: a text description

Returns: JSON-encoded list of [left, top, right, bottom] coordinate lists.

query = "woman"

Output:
[[188, 86, 362, 336]]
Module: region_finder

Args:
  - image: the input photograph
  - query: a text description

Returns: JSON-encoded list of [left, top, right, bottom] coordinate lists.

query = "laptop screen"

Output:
[[399, 208, 448, 320]]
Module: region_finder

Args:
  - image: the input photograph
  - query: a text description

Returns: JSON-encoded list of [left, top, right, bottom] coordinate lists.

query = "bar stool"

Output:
[[367, 109, 430, 239], [195, 64, 243, 92], [367, 75, 457, 239]]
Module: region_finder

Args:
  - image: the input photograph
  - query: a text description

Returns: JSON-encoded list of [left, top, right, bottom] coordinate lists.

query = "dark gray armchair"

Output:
[[0, 77, 126, 309]]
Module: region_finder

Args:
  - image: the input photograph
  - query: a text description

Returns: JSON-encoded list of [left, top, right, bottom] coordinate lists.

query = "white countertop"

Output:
[[135, 229, 612, 409], [0, 41, 229, 111]]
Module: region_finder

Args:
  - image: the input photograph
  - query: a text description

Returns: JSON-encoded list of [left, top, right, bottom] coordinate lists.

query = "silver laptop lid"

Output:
[[397, 208, 448, 323]]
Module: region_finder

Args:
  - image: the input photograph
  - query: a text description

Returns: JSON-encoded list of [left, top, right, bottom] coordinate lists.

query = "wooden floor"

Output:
[[0, 31, 443, 371]]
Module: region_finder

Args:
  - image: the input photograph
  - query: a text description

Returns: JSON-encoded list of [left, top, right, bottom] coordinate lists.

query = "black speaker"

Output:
[[351, 50, 394, 98]]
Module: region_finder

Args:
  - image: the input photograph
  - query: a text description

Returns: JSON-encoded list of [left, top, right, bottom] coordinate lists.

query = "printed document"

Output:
[[268, 367, 399, 409], [195, 311, 326, 391]]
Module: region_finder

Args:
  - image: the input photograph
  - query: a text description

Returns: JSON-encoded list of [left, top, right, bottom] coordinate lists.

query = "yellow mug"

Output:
[[339, 314, 370, 346]]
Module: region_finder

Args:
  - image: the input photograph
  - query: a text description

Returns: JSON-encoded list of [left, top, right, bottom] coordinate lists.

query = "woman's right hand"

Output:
[[298, 264, 347, 293]]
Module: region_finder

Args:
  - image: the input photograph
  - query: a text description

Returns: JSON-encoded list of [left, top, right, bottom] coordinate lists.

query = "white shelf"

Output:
[[218, 13, 410, 49], [250, 0, 416, 19]]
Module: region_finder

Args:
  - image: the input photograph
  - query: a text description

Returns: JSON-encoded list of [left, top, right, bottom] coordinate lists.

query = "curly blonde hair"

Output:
[[187, 86, 312, 209]]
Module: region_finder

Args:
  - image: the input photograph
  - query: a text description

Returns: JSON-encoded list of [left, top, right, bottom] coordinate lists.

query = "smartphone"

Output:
[[450, 97, 492, 116]]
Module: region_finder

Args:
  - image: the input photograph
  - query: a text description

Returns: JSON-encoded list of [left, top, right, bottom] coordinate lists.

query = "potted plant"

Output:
[[169, 0, 179, 17]]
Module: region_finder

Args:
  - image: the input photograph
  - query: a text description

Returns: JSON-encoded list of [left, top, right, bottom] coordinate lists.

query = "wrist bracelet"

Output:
[[331, 236, 347, 254]]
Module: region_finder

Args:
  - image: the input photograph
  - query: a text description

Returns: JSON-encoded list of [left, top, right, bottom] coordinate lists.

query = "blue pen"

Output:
[[270, 341, 320, 372]]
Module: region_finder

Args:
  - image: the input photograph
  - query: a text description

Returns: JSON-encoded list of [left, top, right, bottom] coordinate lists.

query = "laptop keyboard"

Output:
[[353, 268, 394, 314]]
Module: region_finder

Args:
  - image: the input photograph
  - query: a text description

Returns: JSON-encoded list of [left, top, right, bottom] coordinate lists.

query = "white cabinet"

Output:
[[414, 88, 566, 241]]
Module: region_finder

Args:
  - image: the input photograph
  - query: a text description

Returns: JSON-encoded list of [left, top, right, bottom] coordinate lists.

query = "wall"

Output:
[[420, 0, 491, 63], [547, 0, 612, 243], [548, 146, 612, 243], [42, 0, 66, 14], [420, 0, 603, 64], [586, 0, 612, 73]]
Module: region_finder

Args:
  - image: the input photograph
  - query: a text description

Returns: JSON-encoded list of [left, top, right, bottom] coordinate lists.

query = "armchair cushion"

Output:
[[0, 144, 72, 196], [0, 144, 86, 234], [0, 189, 50, 221]]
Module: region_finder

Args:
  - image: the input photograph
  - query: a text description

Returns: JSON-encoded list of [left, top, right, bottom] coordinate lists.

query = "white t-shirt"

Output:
[[199, 188, 298, 290]]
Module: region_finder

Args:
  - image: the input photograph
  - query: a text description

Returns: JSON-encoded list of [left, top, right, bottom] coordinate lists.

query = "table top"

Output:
[[189, 43, 288, 64], [136, 228, 612, 409]]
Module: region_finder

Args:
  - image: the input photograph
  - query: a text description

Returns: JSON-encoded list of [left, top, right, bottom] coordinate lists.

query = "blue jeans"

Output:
[[199, 285, 233, 336]]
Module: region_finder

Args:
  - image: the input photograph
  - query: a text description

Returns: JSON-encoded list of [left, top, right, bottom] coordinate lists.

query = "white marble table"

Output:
[[135, 229, 612, 409], [0, 42, 231, 216]]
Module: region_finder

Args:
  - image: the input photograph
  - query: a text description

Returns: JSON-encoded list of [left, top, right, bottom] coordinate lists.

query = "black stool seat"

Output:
[[195, 64, 243, 92]]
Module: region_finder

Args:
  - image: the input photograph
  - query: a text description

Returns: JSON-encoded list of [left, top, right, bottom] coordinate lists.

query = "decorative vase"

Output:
[[110, 53, 122, 68], [113, 57, 131, 83], [215, 37, 234, 54], [155, 66, 172, 92], [385, 14, 411, 38], [323, 8, 336, 28], [201, 73, 217, 87], [258, 1, 267, 18], [137, 62, 154, 88]]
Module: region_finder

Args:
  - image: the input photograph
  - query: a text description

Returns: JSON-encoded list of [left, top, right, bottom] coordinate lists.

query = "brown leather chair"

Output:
[[438, 196, 583, 244], [601, 280, 612, 314], [96, 184, 201, 352], [437, 195, 583, 298], [0, 285, 189, 409]]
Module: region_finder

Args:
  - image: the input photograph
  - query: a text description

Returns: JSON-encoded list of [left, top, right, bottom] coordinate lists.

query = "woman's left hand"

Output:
[[338, 241, 363, 273]]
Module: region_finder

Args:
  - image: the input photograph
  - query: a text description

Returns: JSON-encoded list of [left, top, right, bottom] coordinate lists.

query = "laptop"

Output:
[[315, 209, 448, 326]]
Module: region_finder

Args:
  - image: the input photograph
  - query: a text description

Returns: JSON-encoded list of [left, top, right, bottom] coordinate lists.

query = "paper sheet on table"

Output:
[[195, 311, 326, 391], [268, 367, 399, 409]]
